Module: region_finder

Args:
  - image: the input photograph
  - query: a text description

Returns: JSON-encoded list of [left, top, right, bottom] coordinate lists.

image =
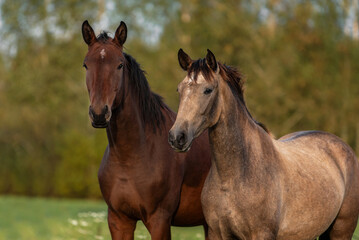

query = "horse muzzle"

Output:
[[89, 105, 111, 128], [168, 129, 193, 152]]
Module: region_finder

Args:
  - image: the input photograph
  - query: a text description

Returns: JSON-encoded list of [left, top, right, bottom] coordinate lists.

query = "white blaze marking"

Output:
[[184, 73, 206, 85], [196, 73, 206, 84], [185, 73, 195, 85], [100, 49, 106, 59]]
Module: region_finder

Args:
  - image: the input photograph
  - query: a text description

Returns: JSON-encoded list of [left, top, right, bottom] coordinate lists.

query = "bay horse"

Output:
[[81, 21, 211, 239], [169, 49, 359, 239]]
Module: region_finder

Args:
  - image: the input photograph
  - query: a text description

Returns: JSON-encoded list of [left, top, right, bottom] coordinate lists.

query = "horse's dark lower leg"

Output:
[[203, 223, 209, 240], [146, 214, 172, 240], [108, 208, 136, 240], [318, 225, 331, 240], [324, 216, 358, 240]]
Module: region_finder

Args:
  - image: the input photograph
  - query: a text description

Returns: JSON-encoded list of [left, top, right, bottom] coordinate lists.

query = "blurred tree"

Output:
[[0, 0, 358, 197], [0, 0, 105, 197]]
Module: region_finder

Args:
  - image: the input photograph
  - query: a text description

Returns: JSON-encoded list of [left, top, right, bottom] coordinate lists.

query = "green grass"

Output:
[[0, 196, 358, 240], [0, 196, 203, 240]]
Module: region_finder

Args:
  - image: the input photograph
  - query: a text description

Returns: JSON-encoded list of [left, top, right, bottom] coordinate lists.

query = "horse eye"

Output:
[[204, 88, 213, 95], [83, 63, 88, 69], [117, 64, 123, 70]]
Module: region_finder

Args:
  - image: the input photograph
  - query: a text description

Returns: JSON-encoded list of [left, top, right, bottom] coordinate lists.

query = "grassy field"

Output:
[[0, 196, 203, 240], [0, 196, 358, 240]]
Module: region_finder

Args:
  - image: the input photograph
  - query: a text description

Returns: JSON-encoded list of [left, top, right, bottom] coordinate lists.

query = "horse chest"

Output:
[[203, 192, 250, 238], [98, 165, 141, 214], [202, 180, 244, 229], [98, 160, 168, 220], [203, 175, 280, 237]]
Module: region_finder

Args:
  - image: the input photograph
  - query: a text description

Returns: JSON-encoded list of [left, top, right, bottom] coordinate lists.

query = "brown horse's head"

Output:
[[82, 20, 127, 128], [169, 49, 223, 152]]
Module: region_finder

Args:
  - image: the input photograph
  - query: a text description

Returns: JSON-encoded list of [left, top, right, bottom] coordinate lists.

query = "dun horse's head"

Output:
[[82, 20, 127, 128], [169, 49, 222, 152]]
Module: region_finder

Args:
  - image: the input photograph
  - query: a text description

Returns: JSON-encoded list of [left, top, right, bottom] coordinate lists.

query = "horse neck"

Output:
[[106, 74, 149, 162], [209, 82, 276, 183]]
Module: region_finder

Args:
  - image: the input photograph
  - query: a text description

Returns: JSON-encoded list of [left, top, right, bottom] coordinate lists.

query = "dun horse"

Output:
[[169, 49, 359, 240], [81, 21, 211, 240]]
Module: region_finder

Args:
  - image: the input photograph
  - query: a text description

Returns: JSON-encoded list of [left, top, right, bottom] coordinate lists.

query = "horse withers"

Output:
[[169, 49, 359, 239], [82, 21, 211, 240]]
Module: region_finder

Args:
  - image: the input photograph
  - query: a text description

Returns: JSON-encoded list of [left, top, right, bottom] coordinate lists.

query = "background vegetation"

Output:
[[0, 0, 358, 199]]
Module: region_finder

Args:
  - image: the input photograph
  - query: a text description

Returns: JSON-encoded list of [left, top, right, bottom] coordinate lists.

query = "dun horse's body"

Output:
[[169, 49, 359, 240], [81, 21, 211, 240]]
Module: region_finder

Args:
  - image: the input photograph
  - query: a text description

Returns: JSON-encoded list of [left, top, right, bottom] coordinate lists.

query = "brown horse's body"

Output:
[[169, 49, 359, 239], [81, 21, 211, 239]]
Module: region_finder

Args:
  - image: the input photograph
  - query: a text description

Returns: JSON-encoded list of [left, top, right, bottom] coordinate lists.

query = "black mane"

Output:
[[123, 53, 170, 132], [188, 59, 270, 134]]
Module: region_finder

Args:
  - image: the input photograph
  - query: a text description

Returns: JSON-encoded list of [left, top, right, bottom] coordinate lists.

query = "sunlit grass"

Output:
[[0, 196, 358, 239], [0, 196, 203, 240]]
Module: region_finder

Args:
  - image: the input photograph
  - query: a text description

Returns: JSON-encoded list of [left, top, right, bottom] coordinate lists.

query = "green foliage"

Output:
[[0, 0, 359, 197], [53, 129, 106, 198]]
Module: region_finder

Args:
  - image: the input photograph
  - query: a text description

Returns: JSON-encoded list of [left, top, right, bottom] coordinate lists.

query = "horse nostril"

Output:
[[103, 105, 112, 121], [177, 132, 187, 147], [89, 106, 95, 120], [102, 105, 109, 115], [89, 105, 110, 125], [168, 131, 175, 145]]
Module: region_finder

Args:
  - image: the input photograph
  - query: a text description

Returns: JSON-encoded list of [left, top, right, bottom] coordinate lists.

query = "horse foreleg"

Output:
[[108, 208, 136, 240], [145, 212, 172, 240], [250, 231, 276, 240], [207, 226, 223, 240], [203, 223, 209, 240]]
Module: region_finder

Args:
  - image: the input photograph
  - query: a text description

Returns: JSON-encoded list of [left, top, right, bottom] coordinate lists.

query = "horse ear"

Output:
[[82, 20, 97, 45], [113, 21, 127, 46], [178, 49, 192, 71], [205, 49, 218, 73]]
